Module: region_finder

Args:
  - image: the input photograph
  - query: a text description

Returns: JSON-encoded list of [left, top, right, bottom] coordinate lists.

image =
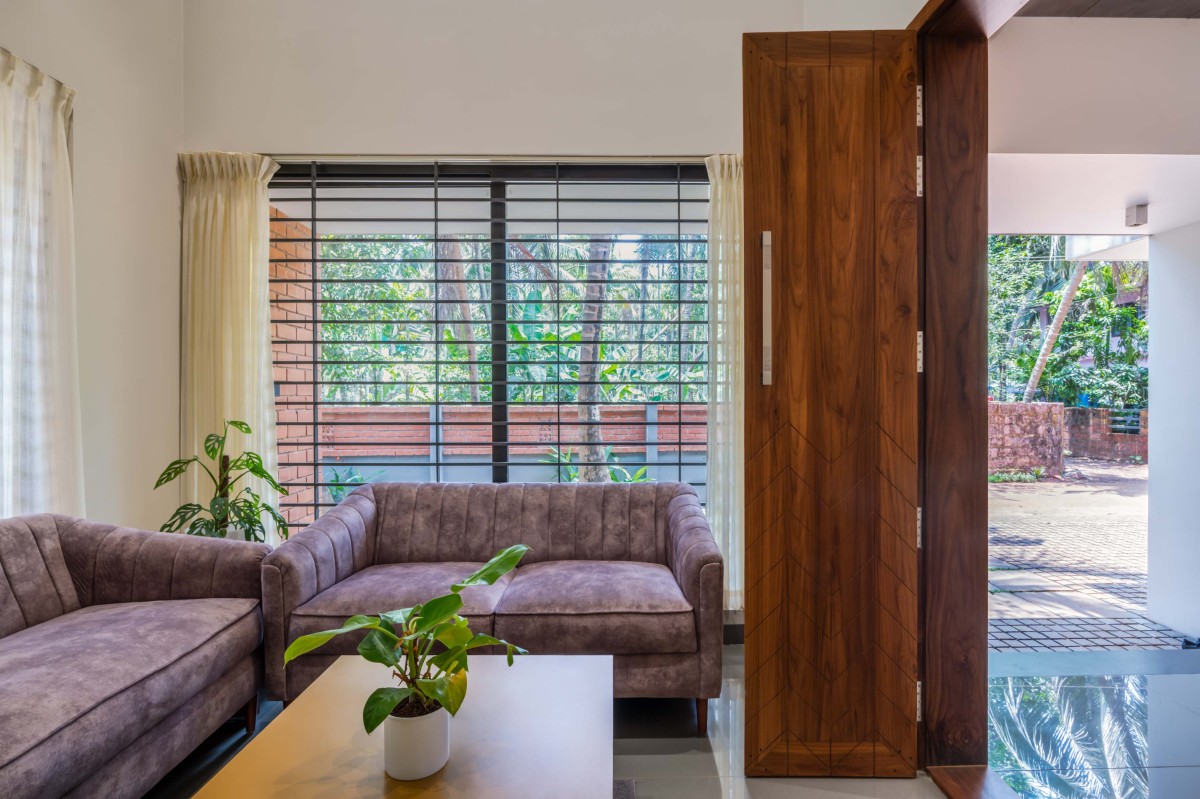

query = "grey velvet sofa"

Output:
[[263, 482, 722, 726], [0, 515, 269, 799]]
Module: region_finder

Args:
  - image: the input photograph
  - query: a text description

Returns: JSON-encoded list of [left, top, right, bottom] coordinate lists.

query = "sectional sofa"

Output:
[[262, 481, 723, 729], [0, 515, 268, 799]]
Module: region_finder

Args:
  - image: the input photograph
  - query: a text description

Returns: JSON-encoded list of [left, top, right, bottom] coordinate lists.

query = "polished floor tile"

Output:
[[989, 671, 1200, 797], [615, 646, 943, 798]]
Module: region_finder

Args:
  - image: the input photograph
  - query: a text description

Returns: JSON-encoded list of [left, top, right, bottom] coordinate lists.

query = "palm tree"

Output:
[[1023, 251, 1091, 402], [989, 675, 1148, 798]]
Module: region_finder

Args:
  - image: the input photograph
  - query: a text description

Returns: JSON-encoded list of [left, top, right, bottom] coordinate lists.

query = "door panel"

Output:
[[743, 30, 919, 779]]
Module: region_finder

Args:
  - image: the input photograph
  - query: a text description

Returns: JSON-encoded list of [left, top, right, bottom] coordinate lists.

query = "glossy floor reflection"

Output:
[[613, 645, 946, 798], [989, 671, 1200, 798]]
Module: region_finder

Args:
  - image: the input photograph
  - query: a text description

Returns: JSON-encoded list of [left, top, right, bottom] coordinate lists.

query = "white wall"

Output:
[[991, 18, 1200, 156], [0, 0, 184, 528], [182, 0, 923, 156], [1147, 220, 1200, 637]]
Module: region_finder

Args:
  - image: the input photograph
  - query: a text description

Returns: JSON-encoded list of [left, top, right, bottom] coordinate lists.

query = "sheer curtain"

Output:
[[705, 154, 744, 611], [179, 153, 280, 536], [0, 50, 84, 518]]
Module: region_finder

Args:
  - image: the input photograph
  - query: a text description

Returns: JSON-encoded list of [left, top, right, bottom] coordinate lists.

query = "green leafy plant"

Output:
[[988, 470, 1040, 484], [325, 464, 383, 503], [154, 419, 289, 542], [284, 545, 529, 732]]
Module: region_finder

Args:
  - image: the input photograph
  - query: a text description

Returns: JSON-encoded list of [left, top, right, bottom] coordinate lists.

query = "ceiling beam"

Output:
[[909, 0, 1032, 37]]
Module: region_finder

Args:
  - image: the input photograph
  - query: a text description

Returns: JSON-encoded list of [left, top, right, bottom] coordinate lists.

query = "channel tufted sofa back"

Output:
[[366, 482, 694, 566]]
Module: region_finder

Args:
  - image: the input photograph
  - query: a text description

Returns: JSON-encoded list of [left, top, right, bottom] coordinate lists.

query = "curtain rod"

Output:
[[267, 154, 712, 164]]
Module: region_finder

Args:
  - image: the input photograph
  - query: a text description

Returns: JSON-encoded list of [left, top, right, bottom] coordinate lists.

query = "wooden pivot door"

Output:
[[743, 30, 920, 778]]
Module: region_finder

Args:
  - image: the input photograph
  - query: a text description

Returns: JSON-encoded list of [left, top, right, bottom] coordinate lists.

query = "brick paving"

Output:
[[988, 459, 1186, 652]]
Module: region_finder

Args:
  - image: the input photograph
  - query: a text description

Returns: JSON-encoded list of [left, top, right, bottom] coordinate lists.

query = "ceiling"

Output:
[[1018, 0, 1200, 17], [990, 154, 1200, 235]]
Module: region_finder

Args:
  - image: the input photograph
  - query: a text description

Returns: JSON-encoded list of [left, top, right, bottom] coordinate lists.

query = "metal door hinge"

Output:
[[917, 681, 923, 722], [917, 331, 924, 373], [916, 507, 923, 548], [916, 85, 924, 127], [916, 156, 924, 197]]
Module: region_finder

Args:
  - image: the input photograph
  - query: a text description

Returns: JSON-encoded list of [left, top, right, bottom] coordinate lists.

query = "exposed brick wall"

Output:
[[988, 402, 1065, 476], [1065, 407, 1149, 463], [269, 208, 316, 525]]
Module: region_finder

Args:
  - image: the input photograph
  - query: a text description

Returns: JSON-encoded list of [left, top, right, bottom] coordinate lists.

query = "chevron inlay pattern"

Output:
[[743, 30, 919, 778]]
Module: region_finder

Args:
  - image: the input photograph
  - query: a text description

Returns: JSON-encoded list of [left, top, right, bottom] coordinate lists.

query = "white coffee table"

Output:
[[195, 654, 614, 798]]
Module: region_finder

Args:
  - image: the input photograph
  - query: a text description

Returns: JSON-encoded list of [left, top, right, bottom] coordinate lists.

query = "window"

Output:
[[268, 162, 709, 529]]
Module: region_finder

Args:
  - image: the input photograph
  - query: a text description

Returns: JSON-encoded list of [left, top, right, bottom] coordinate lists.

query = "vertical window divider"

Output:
[[491, 178, 509, 482], [309, 160, 320, 518]]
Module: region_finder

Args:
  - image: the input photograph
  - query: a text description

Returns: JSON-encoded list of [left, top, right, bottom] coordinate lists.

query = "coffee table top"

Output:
[[196, 654, 614, 798]]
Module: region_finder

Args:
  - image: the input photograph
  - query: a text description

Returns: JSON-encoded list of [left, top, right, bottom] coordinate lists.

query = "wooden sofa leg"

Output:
[[696, 698, 708, 736], [244, 694, 259, 735]]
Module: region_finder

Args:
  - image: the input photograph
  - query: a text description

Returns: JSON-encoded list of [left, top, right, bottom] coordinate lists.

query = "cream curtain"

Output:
[[179, 152, 281, 536], [0, 50, 84, 518], [705, 154, 744, 611]]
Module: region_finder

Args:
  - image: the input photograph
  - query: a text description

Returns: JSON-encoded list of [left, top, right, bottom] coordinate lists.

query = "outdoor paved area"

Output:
[[988, 459, 1186, 652]]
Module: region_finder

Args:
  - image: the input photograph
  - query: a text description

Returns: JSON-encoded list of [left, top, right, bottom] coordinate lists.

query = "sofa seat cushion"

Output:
[[289, 562, 511, 654], [0, 598, 260, 795], [493, 560, 696, 655]]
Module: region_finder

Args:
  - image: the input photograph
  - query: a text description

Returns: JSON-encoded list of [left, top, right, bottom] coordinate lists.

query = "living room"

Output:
[[5, 2, 1200, 798]]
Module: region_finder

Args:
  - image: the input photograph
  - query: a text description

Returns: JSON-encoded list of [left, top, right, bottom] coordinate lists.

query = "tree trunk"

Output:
[[1022, 260, 1089, 402], [435, 239, 480, 402], [578, 239, 612, 482]]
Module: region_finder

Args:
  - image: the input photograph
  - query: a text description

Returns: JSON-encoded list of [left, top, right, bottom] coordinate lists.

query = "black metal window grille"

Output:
[[268, 162, 710, 527]]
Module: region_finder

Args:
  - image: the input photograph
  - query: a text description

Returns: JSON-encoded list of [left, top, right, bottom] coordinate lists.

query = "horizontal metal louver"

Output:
[[268, 161, 710, 528]]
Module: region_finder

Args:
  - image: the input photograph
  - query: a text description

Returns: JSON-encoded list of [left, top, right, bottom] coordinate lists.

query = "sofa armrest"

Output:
[[55, 515, 269, 605], [665, 489, 724, 698], [261, 486, 377, 700]]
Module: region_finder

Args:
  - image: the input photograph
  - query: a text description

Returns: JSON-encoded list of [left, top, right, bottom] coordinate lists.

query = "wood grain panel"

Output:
[[928, 766, 1022, 799], [922, 34, 989, 767], [744, 30, 919, 778], [743, 31, 789, 777], [909, 0, 1031, 35]]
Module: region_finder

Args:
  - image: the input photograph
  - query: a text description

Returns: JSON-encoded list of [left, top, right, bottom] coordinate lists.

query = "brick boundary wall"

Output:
[[1065, 407, 1149, 463], [988, 402, 1065, 476]]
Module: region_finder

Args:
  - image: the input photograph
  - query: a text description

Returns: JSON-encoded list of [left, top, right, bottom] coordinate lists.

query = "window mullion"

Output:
[[491, 179, 509, 482]]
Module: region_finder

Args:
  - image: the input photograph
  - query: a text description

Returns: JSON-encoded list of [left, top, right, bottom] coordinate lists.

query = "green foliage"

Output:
[[154, 420, 288, 542], [284, 545, 530, 731], [988, 470, 1041, 484], [540, 445, 650, 484], [325, 465, 382, 504], [989, 236, 1147, 408]]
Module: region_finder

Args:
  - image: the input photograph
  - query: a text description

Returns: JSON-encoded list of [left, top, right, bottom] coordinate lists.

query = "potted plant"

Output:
[[153, 419, 289, 542], [283, 545, 529, 780]]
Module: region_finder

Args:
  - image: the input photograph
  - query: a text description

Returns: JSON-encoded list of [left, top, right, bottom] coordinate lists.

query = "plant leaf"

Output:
[[154, 458, 196, 489], [435, 617, 472, 649], [362, 686, 412, 734], [379, 607, 416, 628], [187, 517, 217, 537], [429, 645, 468, 675], [284, 615, 378, 664], [228, 420, 252, 434], [407, 594, 464, 638], [210, 496, 230, 522], [417, 670, 468, 716], [160, 503, 204, 533], [452, 545, 529, 592], [358, 629, 402, 667], [204, 433, 224, 461]]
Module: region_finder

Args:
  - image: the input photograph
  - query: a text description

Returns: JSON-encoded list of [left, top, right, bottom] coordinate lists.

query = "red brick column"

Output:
[[269, 208, 316, 526]]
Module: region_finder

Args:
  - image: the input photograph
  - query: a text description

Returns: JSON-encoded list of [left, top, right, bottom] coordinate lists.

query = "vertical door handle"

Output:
[[762, 231, 773, 385]]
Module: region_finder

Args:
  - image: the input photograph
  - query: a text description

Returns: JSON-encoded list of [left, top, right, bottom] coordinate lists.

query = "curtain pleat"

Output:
[[705, 154, 744, 611], [0, 49, 84, 517], [179, 152, 281, 539]]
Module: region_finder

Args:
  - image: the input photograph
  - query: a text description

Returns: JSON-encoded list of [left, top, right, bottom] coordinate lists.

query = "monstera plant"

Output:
[[283, 545, 529, 780], [154, 419, 289, 542]]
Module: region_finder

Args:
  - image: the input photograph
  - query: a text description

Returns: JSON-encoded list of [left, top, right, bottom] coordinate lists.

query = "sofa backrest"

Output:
[[0, 515, 81, 639], [367, 482, 695, 566]]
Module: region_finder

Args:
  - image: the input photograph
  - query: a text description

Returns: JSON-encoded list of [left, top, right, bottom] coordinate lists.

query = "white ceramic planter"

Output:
[[383, 707, 450, 780]]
